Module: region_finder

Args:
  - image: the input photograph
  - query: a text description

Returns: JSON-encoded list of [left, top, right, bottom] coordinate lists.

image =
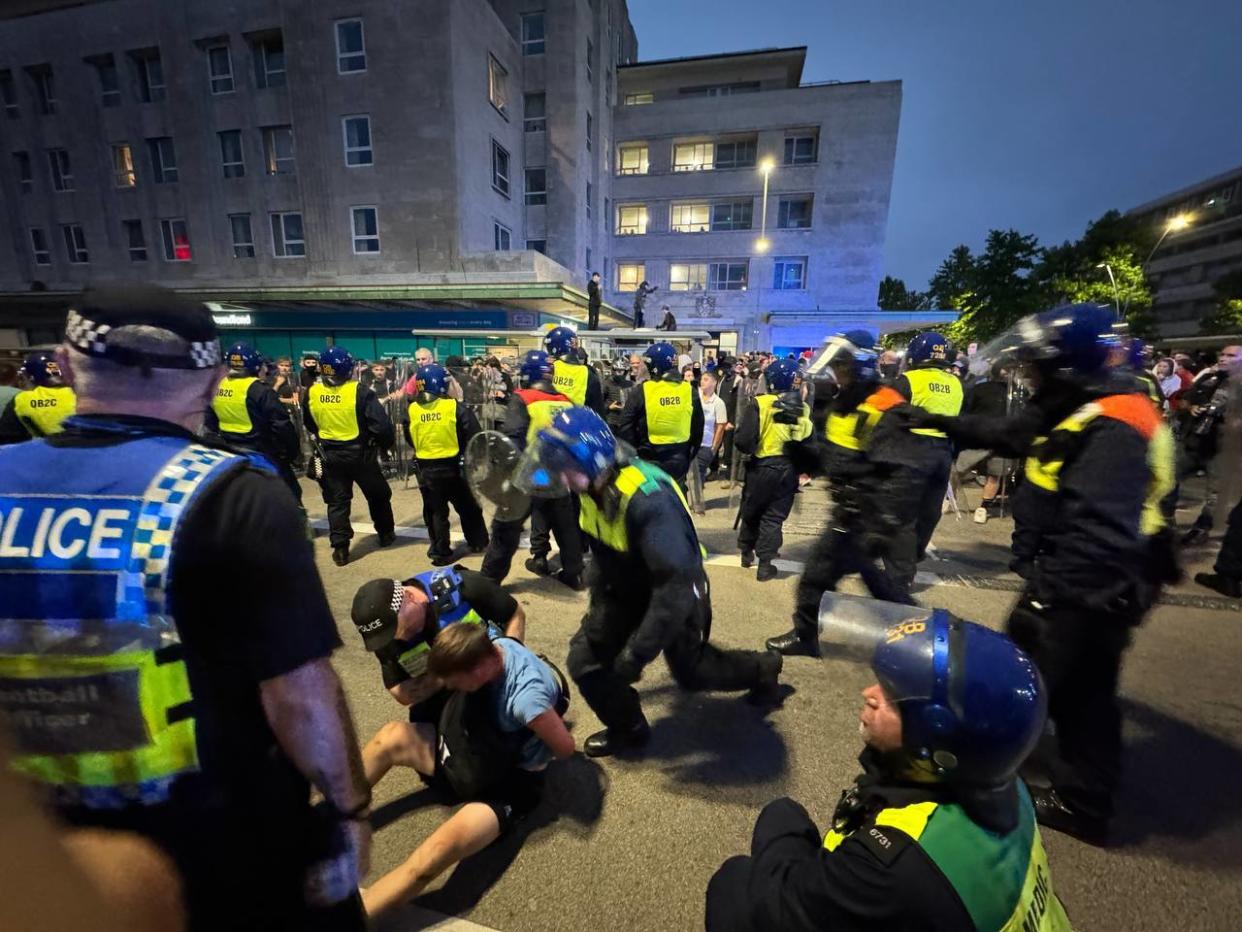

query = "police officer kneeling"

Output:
[[706, 601, 1070, 932], [0, 350, 77, 444]]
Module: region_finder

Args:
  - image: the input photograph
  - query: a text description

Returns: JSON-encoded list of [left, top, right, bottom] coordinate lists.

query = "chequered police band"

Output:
[[390, 580, 404, 617], [65, 309, 223, 369]]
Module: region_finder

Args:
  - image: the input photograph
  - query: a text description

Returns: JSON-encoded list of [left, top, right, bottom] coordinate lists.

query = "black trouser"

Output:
[[1215, 498, 1242, 580], [737, 458, 797, 562], [588, 305, 600, 330], [883, 446, 952, 592], [418, 469, 489, 559], [219, 435, 303, 505], [644, 446, 691, 489], [529, 494, 584, 575], [566, 584, 767, 732], [1007, 592, 1135, 821], [480, 497, 585, 582], [319, 445, 394, 548]]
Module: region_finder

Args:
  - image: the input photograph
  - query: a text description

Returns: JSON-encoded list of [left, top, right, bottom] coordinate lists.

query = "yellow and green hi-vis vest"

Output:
[[823, 783, 1071, 932], [1024, 393, 1174, 537], [824, 385, 905, 451], [642, 379, 693, 446], [904, 367, 963, 438], [211, 375, 258, 435], [408, 396, 460, 459], [579, 460, 695, 554], [308, 380, 361, 442], [552, 359, 590, 406], [755, 393, 813, 458], [14, 385, 76, 437], [516, 387, 575, 446]]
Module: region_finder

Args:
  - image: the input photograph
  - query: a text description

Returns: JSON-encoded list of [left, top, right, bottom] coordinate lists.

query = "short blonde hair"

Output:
[[428, 623, 496, 677]]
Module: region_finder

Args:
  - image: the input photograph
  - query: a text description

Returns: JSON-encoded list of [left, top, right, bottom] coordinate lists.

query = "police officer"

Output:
[[544, 325, 606, 416], [603, 355, 632, 434], [734, 358, 813, 581], [521, 407, 782, 757], [304, 346, 396, 566], [204, 342, 302, 505], [707, 599, 1070, 932], [0, 285, 371, 930], [618, 341, 704, 484], [767, 332, 916, 658], [899, 304, 1177, 843], [0, 350, 77, 444], [882, 331, 963, 593], [405, 363, 490, 565], [479, 350, 583, 589]]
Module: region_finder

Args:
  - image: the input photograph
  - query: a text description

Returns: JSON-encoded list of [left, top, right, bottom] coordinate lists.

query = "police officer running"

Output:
[[479, 350, 584, 589], [618, 341, 704, 485], [707, 597, 1070, 932], [0, 350, 77, 444], [734, 357, 814, 581], [0, 285, 372, 930], [544, 325, 606, 416], [205, 341, 303, 505], [519, 407, 782, 757], [304, 345, 397, 566]]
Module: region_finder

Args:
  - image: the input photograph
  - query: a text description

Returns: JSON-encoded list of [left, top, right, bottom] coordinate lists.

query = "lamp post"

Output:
[[1130, 213, 1193, 318], [1096, 261, 1120, 316], [750, 157, 777, 351]]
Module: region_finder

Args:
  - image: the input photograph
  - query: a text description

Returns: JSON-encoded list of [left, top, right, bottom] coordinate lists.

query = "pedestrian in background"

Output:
[[587, 272, 602, 330]]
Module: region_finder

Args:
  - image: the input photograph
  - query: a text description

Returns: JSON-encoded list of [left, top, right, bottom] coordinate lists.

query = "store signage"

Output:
[[212, 313, 253, 327]]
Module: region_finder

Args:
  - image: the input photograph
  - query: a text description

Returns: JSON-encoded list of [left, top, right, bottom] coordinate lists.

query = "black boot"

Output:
[[740, 549, 754, 568], [1195, 572, 1242, 598], [584, 720, 651, 758], [1181, 526, 1211, 547], [756, 561, 778, 582], [765, 628, 820, 658], [746, 650, 785, 706], [556, 569, 586, 592], [430, 553, 454, 567], [377, 531, 396, 547], [1030, 786, 1109, 847], [525, 555, 551, 576], [332, 545, 349, 567]]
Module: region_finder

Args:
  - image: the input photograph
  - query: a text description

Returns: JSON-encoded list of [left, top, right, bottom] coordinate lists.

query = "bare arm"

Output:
[[387, 677, 441, 708], [504, 604, 526, 642], [527, 709, 575, 760]]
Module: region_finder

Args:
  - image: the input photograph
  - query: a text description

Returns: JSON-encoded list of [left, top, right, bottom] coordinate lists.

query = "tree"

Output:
[[877, 275, 930, 310], [926, 232, 1043, 344], [1199, 269, 1242, 335]]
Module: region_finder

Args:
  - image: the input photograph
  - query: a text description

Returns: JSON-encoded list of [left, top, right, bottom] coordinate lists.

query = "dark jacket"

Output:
[[617, 376, 704, 479], [587, 279, 602, 311], [402, 395, 481, 476], [204, 378, 300, 465], [302, 380, 395, 452]]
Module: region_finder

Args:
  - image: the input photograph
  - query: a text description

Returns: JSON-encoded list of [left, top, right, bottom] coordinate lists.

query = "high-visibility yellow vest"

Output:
[[552, 359, 590, 406], [1024, 393, 1175, 537], [904, 367, 963, 438], [755, 392, 813, 458], [13, 385, 76, 437], [578, 460, 694, 554], [824, 386, 904, 451], [211, 375, 258, 435], [516, 387, 575, 446], [307, 380, 361, 442], [642, 379, 693, 446], [823, 784, 1070, 932], [407, 396, 460, 459]]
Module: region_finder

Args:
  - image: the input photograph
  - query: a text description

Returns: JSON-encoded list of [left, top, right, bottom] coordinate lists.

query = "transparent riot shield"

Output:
[[817, 589, 935, 667], [465, 431, 532, 521]]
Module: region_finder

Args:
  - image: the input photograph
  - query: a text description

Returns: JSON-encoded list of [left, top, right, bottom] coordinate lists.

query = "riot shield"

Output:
[[817, 589, 934, 668], [465, 431, 531, 521]]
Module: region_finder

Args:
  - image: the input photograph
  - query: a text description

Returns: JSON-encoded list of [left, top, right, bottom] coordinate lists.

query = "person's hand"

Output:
[[613, 649, 644, 684]]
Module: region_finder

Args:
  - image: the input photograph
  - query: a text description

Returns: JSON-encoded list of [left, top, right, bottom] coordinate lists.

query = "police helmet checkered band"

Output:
[[389, 579, 404, 617], [816, 590, 936, 701], [64, 308, 223, 370]]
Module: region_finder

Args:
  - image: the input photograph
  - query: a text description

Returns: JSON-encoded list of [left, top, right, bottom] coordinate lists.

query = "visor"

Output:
[[817, 590, 939, 704], [805, 335, 875, 379], [511, 434, 574, 499]]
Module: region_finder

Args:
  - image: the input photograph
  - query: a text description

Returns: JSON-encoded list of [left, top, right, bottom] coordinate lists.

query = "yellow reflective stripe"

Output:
[[408, 397, 460, 458], [905, 368, 963, 438], [643, 380, 693, 445], [1143, 422, 1175, 536], [874, 800, 938, 838], [526, 398, 575, 445], [552, 360, 588, 405], [309, 380, 360, 441], [825, 411, 863, 451], [1022, 403, 1099, 493], [823, 828, 848, 852], [756, 394, 813, 457], [578, 461, 697, 553], [999, 825, 1072, 932], [15, 386, 76, 436], [212, 375, 257, 434]]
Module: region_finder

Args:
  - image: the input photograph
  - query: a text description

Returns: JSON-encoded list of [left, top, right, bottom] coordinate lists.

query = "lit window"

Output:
[[491, 140, 510, 196], [131, 50, 165, 103], [617, 145, 648, 175], [673, 142, 714, 172], [112, 144, 136, 188], [521, 12, 545, 55], [336, 19, 366, 73], [123, 220, 147, 261], [342, 115, 373, 166], [488, 55, 508, 114], [47, 149, 74, 192], [253, 34, 286, 89], [778, 195, 813, 229], [670, 202, 710, 233], [624, 92, 653, 106], [29, 227, 50, 265], [351, 206, 380, 254], [709, 261, 748, 291], [524, 168, 547, 206], [711, 201, 752, 232], [62, 224, 89, 264], [230, 214, 255, 258], [616, 205, 648, 235], [160, 218, 192, 262], [669, 263, 707, 292], [146, 137, 178, 183], [0, 71, 18, 118], [783, 134, 818, 165], [264, 125, 295, 175], [773, 257, 807, 290], [13, 151, 32, 193], [524, 93, 546, 132], [617, 263, 645, 292], [208, 45, 234, 94], [219, 130, 245, 178], [93, 56, 120, 107], [494, 222, 512, 251], [271, 211, 305, 257]]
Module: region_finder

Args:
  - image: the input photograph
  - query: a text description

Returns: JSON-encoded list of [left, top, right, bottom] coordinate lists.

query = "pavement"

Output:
[[303, 471, 1242, 932]]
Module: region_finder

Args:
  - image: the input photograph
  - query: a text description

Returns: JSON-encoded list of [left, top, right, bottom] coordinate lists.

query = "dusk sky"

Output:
[[629, 0, 1242, 291]]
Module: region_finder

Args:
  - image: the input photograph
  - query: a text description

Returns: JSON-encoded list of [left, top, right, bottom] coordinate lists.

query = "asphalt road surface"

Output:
[[303, 472, 1242, 932]]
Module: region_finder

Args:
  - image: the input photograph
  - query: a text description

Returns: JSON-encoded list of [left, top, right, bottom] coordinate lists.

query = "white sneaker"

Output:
[[973, 506, 988, 524]]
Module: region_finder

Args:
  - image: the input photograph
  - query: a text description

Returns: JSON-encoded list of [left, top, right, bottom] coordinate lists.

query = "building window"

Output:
[[494, 222, 511, 251], [491, 140, 510, 197], [62, 224, 89, 264], [526, 239, 546, 254], [673, 142, 714, 172], [669, 263, 707, 291], [47, 148, 74, 192], [670, 202, 710, 233], [160, 218, 191, 261], [617, 262, 644, 292], [264, 125, 295, 175], [586, 112, 593, 150], [616, 205, 648, 235], [678, 81, 760, 98], [524, 168, 547, 205], [219, 130, 245, 178], [230, 214, 255, 258], [93, 56, 120, 107], [14, 151, 32, 193], [342, 115, 373, 166], [521, 12, 545, 55], [207, 44, 234, 94], [336, 19, 366, 73], [784, 133, 818, 165], [586, 38, 594, 84], [271, 211, 305, 257], [709, 261, 748, 291], [146, 137, 178, 183], [711, 200, 753, 232], [0, 70, 17, 118], [488, 55, 508, 115], [586, 247, 592, 269], [586, 182, 593, 218], [29, 227, 51, 264], [777, 195, 813, 229], [123, 220, 147, 261], [351, 206, 380, 254], [524, 93, 546, 133], [253, 33, 286, 89], [715, 138, 757, 170], [131, 50, 166, 103], [112, 143, 136, 188], [773, 256, 807, 290], [624, 91, 653, 106], [618, 144, 648, 175], [28, 66, 56, 115]]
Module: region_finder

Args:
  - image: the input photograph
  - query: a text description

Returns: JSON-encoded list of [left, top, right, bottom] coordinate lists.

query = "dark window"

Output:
[[131, 49, 166, 103], [708, 261, 748, 291], [253, 33, 286, 89], [92, 56, 121, 107], [524, 93, 546, 133], [13, 151, 32, 193], [521, 12, 545, 55], [230, 214, 255, 258], [146, 136, 178, 183], [29, 227, 50, 264], [524, 168, 547, 205], [777, 195, 813, 229], [711, 201, 753, 231], [27, 66, 56, 114], [494, 222, 511, 250], [208, 45, 234, 94], [0, 70, 17, 118], [783, 134, 818, 165], [219, 130, 245, 178], [526, 239, 546, 254], [491, 140, 510, 196], [715, 139, 757, 170], [123, 220, 147, 261], [773, 257, 807, 290]]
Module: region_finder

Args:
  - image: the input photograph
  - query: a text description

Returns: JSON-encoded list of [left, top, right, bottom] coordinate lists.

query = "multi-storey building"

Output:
[[1126, 164, 1242, 337]]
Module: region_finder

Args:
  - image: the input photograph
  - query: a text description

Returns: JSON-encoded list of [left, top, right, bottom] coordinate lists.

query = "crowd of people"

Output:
[[0, 284, 1240, 932]]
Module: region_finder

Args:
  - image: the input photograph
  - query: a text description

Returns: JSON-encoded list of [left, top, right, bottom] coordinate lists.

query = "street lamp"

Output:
[[756, 157, 776, 254], [1096, 262, 1120, 316], [1142, 212, 1193, 270]]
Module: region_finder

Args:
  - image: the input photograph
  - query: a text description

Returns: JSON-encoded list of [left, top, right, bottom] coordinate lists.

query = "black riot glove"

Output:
[[889, 403, 948, 433]]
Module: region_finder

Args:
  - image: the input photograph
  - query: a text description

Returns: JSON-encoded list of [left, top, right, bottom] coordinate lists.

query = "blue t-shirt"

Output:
[[490, 636, 561, 769]]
